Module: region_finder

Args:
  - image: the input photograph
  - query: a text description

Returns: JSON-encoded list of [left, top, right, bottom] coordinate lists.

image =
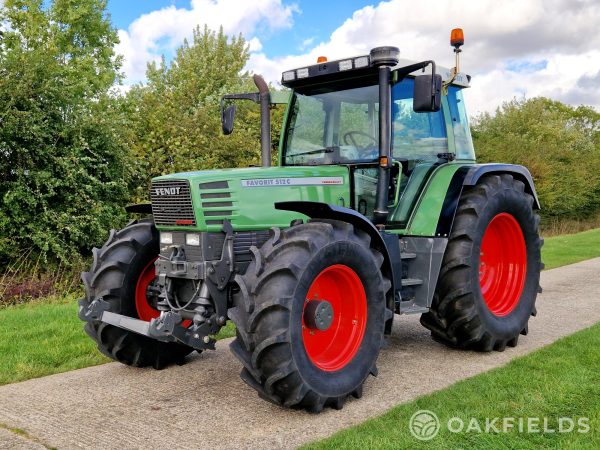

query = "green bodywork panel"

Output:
[[152, 161, 475, 237], [391, 162, 471, 236], [154, 166, 350, 232]]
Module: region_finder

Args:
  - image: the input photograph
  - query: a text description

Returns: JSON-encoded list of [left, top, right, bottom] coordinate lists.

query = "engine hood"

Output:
[[151, 166, 351, 232]]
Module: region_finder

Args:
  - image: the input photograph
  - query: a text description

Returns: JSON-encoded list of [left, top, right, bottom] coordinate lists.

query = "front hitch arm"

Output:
[[78, 298, 216, 351]]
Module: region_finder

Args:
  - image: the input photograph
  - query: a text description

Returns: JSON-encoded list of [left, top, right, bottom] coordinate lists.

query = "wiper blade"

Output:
[[286, 146, 339, 158]]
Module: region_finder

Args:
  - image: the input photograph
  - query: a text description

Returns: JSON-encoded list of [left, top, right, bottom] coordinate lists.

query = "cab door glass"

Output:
[[446, 86, 476, 160], [353, 167, 378, 217], [391, 77, 447, 162]]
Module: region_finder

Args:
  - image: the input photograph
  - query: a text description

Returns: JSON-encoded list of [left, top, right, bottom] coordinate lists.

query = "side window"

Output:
[[391, 78, 447, 161], [447, 87, 476, 160]]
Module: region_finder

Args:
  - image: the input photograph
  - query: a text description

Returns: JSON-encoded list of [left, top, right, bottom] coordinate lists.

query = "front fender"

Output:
[[275, 201, 399, 333]]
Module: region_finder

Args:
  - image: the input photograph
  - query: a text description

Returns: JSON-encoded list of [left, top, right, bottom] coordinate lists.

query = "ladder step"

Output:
[[400, 252, 417, 260], [398, 301, 429, 315], [401, 278, 423, 287]]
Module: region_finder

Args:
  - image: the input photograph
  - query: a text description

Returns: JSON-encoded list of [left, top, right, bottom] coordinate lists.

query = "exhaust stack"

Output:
[[253, 75, 271, 167]]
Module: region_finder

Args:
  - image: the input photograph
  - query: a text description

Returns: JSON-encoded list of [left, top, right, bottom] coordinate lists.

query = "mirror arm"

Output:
[[396, 60, 438, 110], [220, 93, 260, 125]]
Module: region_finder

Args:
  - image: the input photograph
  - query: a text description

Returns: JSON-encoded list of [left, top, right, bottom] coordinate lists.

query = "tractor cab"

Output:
[[279, 57, 475, 225]]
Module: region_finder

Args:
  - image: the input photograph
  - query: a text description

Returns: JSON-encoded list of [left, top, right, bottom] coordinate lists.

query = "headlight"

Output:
[[186, 233, 201, 246], [160, 232, 173, 245]]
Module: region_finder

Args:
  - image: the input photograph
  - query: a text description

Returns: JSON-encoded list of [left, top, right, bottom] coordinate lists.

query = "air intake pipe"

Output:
[[253, 74, 271, 167]]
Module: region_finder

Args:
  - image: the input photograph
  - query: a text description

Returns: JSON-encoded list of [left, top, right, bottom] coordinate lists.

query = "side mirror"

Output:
[[413, 74, 442, 112], [221, 104, 236, 135]]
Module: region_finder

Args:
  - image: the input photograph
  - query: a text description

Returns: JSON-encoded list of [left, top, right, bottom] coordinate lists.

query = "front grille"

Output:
[[233, 230, 271, 262], [150, 180, 196, 226]]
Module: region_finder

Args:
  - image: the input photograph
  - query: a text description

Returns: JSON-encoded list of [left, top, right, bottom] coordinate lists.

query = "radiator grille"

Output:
[[150, 180, 196, 226]]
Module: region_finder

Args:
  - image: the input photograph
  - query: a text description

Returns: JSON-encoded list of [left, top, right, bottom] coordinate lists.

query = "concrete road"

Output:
[[1, 258, 599, 450]]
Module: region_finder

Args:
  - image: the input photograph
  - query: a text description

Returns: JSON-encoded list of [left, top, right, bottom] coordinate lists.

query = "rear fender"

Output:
[[436, 164, 540, 237]]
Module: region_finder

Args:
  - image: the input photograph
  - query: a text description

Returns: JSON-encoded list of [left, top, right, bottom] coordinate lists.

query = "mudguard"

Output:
[[435, 163, 540, 237]]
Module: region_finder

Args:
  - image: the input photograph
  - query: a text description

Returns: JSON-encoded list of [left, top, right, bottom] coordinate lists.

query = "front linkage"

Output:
[[79, 221, 237, 352]]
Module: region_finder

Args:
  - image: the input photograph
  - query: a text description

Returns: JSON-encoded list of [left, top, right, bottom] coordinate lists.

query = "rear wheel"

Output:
[[81, 219, 193, 369], [229, 220, 391, 412], [421, 174, 542, 351]]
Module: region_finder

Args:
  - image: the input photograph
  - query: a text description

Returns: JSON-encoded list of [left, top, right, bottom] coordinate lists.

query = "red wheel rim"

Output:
[[135, 258, 192, 327], [135, 258, 161, 322], [479, 213, 527, 317], [302, 264, 367, 372]]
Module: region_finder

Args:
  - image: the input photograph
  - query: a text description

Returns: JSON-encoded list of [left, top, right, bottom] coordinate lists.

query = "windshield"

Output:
[[283, 83, 379, 165]]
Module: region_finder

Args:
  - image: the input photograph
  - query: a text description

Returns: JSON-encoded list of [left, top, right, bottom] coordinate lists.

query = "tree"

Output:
[[472, 97, 600, 222], [125, 26, 284, 200], [0, 0, 131, 267]]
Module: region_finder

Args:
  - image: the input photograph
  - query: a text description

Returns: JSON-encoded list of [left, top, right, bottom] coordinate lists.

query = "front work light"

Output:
[[296, 68, 309, 78], [282, 70, 295, 81], [186, 233, 201, 246], [338, 59, 353, 71], [160, 232, 173, 245]]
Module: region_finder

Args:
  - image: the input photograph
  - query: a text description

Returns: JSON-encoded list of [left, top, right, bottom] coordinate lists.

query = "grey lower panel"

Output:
[[399, 237, 447, 311]]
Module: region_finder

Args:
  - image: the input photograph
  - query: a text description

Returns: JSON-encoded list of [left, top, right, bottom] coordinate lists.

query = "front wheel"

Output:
[[81, 219, 194, 368], [421, 174, 543, 351], [229, 220, 391, 412]]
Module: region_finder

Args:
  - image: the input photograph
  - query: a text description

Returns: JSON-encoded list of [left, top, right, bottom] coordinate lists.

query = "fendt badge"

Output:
[[155, 187, 181, 195]]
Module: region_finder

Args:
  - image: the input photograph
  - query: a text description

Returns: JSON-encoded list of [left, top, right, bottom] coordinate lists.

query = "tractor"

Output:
[[79, 29, 542, 413]]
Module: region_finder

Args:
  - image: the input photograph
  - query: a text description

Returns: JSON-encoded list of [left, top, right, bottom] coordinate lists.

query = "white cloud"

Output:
[[246, 0, 600, 113], [115, 0, 298, 82]]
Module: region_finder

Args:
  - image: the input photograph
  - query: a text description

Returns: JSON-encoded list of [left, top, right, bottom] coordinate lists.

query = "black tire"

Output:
[[229, 220, 391, 412], [421, 174, 543, 351], [81, 219, 193, 369]]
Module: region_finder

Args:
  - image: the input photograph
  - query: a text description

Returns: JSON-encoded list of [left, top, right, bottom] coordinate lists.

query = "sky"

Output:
[[106, 0, 600, 114]]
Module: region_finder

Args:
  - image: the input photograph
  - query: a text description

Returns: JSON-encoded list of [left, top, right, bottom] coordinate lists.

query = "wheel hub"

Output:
[[303, 300, 334, 331]]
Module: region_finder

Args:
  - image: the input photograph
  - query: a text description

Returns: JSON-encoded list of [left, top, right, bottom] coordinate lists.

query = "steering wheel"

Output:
[[343, 131, 377, 152]]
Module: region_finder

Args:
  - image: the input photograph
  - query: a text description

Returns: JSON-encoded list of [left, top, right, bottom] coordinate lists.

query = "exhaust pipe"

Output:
[[370, 47, 400, 226], [253, 75, 271, 167]]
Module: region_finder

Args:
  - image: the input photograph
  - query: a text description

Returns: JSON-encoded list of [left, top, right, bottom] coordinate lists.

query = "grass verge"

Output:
[[0, 294, 235, 386], [542, 227, 600, 269], [304, 322, 600, 449]]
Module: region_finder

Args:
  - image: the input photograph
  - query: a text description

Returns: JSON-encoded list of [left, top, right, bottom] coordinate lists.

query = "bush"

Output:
[[472, 98, 600, 223], [0, 0, 131, 268]]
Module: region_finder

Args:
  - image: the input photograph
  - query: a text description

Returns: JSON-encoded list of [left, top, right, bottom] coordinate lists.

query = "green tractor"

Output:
[[79, 30, 542, 413]]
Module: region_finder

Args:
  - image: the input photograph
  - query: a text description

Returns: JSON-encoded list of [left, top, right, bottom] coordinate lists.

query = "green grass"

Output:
[[305, 323, 600, 449], [0, 294, 235, 386], [0, 294, 109, 385], [542, 227, 600, 269], [0, 227, 598, 388]]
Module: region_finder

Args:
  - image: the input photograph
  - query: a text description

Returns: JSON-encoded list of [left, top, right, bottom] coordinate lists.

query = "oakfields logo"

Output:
[[409, 410, 590, 441], [409, 410, 440, 441]]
